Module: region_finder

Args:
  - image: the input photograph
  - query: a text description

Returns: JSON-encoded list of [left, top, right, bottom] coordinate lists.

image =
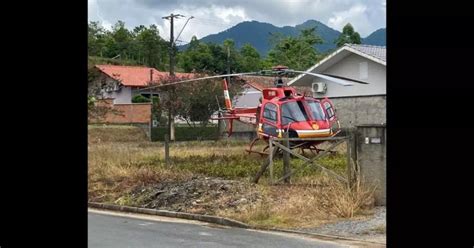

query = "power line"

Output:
[[162, 13, 184, 76], [175, 16, 194, 43]]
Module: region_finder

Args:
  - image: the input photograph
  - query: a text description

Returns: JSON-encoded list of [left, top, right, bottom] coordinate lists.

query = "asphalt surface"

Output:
[[88, 210, 350, 248]]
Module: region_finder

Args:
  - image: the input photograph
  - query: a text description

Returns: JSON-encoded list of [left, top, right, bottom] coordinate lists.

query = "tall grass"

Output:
[[220, 176, 376, 228], [88, 125, 376, 229]]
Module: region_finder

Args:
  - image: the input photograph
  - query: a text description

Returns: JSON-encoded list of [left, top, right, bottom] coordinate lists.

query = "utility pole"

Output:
[[162, 13, 184, 141]]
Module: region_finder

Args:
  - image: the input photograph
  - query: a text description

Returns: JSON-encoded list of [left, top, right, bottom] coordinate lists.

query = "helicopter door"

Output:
[[260, 102, 279, 137], [321, 98, 337, 123]]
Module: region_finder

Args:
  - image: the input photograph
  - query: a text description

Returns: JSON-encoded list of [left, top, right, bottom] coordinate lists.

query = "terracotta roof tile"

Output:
[[95, 65, 195, 87]]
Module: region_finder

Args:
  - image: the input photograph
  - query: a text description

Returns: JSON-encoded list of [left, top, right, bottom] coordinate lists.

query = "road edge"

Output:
[[88, 202, 386, 246], [88, 202, 249, 228]]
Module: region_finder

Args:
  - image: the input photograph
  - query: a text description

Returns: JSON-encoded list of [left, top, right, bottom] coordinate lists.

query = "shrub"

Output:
[[132, 95, 151, 103]]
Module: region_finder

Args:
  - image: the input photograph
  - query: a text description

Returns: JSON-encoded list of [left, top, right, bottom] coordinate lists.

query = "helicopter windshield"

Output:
[[305, 100, 326, 121], [281, 101, 309, 125]]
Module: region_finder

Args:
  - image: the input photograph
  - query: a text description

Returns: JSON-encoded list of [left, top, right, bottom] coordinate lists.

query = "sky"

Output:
[[88, 0, 386, 45]]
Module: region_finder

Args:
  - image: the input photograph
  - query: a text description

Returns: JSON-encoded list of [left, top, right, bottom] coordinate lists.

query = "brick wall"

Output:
[[91, 99, 152, 124]]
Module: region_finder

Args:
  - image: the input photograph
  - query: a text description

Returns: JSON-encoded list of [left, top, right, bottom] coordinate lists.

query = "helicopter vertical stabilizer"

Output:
[[222, 78, 233, 110]]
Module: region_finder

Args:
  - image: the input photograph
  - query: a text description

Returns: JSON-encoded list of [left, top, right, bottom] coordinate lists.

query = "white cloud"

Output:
[[88, 0, 112, 29], [88, 0, 386, 41], [328, 4, 372, 35]]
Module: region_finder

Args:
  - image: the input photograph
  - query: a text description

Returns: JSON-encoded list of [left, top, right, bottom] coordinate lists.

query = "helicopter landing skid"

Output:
[[299, 142, 338, 156], [245, 138, 336, 157], [245, 138, 269, 157]]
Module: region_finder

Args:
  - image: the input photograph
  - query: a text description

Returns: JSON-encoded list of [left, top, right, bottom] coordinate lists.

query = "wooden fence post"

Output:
[[283, 131, 291, 183], [268, 137, 274, 184]]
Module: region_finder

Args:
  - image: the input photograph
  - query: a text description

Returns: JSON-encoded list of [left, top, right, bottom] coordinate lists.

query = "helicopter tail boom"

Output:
[[222, 78, 233, 110]]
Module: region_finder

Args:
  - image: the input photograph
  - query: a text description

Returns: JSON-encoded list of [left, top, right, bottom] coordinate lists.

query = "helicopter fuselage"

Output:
[[256, 86, 340, 140]]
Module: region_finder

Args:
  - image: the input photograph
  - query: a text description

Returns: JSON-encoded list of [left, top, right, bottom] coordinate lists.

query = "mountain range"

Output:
[[179, 20, 385, 56]]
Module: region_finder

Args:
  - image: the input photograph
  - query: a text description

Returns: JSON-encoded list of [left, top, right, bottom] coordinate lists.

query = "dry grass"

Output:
[[88, 125, 148, 143], [88, 125, 376, 229], [88, 140, 194, 202], [219, 175, 376, 228]]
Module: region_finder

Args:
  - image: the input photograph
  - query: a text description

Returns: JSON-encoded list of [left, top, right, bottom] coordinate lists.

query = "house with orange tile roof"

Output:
[[94, 65, 195, 104]]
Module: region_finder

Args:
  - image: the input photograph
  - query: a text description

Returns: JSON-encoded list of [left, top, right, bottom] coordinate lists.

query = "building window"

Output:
[[359, 61, 368, 80], [263, 103, 278, 123]]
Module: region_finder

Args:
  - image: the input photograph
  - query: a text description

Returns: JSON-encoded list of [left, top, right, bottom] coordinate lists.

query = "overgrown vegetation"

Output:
[[88, 20, 366, 73], [88, 125, 375, 229], [222, 178, 375, 228]]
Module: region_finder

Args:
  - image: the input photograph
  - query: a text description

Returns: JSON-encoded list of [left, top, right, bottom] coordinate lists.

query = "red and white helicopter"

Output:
[[140, 65, 368, 155]]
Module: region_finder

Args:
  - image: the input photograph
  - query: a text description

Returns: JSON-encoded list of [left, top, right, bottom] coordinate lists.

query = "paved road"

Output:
[[88, 210, 351, 248]]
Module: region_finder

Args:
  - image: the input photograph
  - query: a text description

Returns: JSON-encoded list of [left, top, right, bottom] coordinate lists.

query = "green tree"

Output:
[[134, 25, 168, 69], [265, 27, 323, 70], [178, 36, 214, 72], [238, 43, 262, 72], [335, 23, 362, 47], [178, 38, 243, 74], [88, 21, 108, 56], [207, 43, 228, 73], [103, 20, 133, 59]]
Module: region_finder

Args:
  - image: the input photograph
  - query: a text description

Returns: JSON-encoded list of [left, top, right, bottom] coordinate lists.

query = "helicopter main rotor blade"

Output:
[[286, 70, 368, 86], [138, 72, 262, 92]]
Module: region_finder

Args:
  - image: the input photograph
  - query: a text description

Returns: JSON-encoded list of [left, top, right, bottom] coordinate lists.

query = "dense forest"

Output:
[[88, 20, 365, 72]]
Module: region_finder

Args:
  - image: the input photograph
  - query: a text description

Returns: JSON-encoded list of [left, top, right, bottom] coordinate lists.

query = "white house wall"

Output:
[[103, 86, 133, 104], [312, 54, 386, 98]]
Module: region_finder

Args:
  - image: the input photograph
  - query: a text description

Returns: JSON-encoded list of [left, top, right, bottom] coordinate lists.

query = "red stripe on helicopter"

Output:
[[222, 79, 233, 110]]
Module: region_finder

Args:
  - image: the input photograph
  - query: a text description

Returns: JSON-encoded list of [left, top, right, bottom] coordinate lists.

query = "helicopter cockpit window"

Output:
[[263, 103, 278, 123], [324, 102, 335, 119], [281, 101, 309, 125], [305, 101, 326, 121]]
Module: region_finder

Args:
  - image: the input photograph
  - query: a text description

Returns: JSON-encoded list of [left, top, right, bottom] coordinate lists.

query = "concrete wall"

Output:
[[312, 54, 386, 98], [355, 125, 386, 205], [330, 95, 386, 128], [218, 120, 257, 141]]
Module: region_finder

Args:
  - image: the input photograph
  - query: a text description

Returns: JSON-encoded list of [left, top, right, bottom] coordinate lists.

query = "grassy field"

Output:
[[88, 125, 376, 229]]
